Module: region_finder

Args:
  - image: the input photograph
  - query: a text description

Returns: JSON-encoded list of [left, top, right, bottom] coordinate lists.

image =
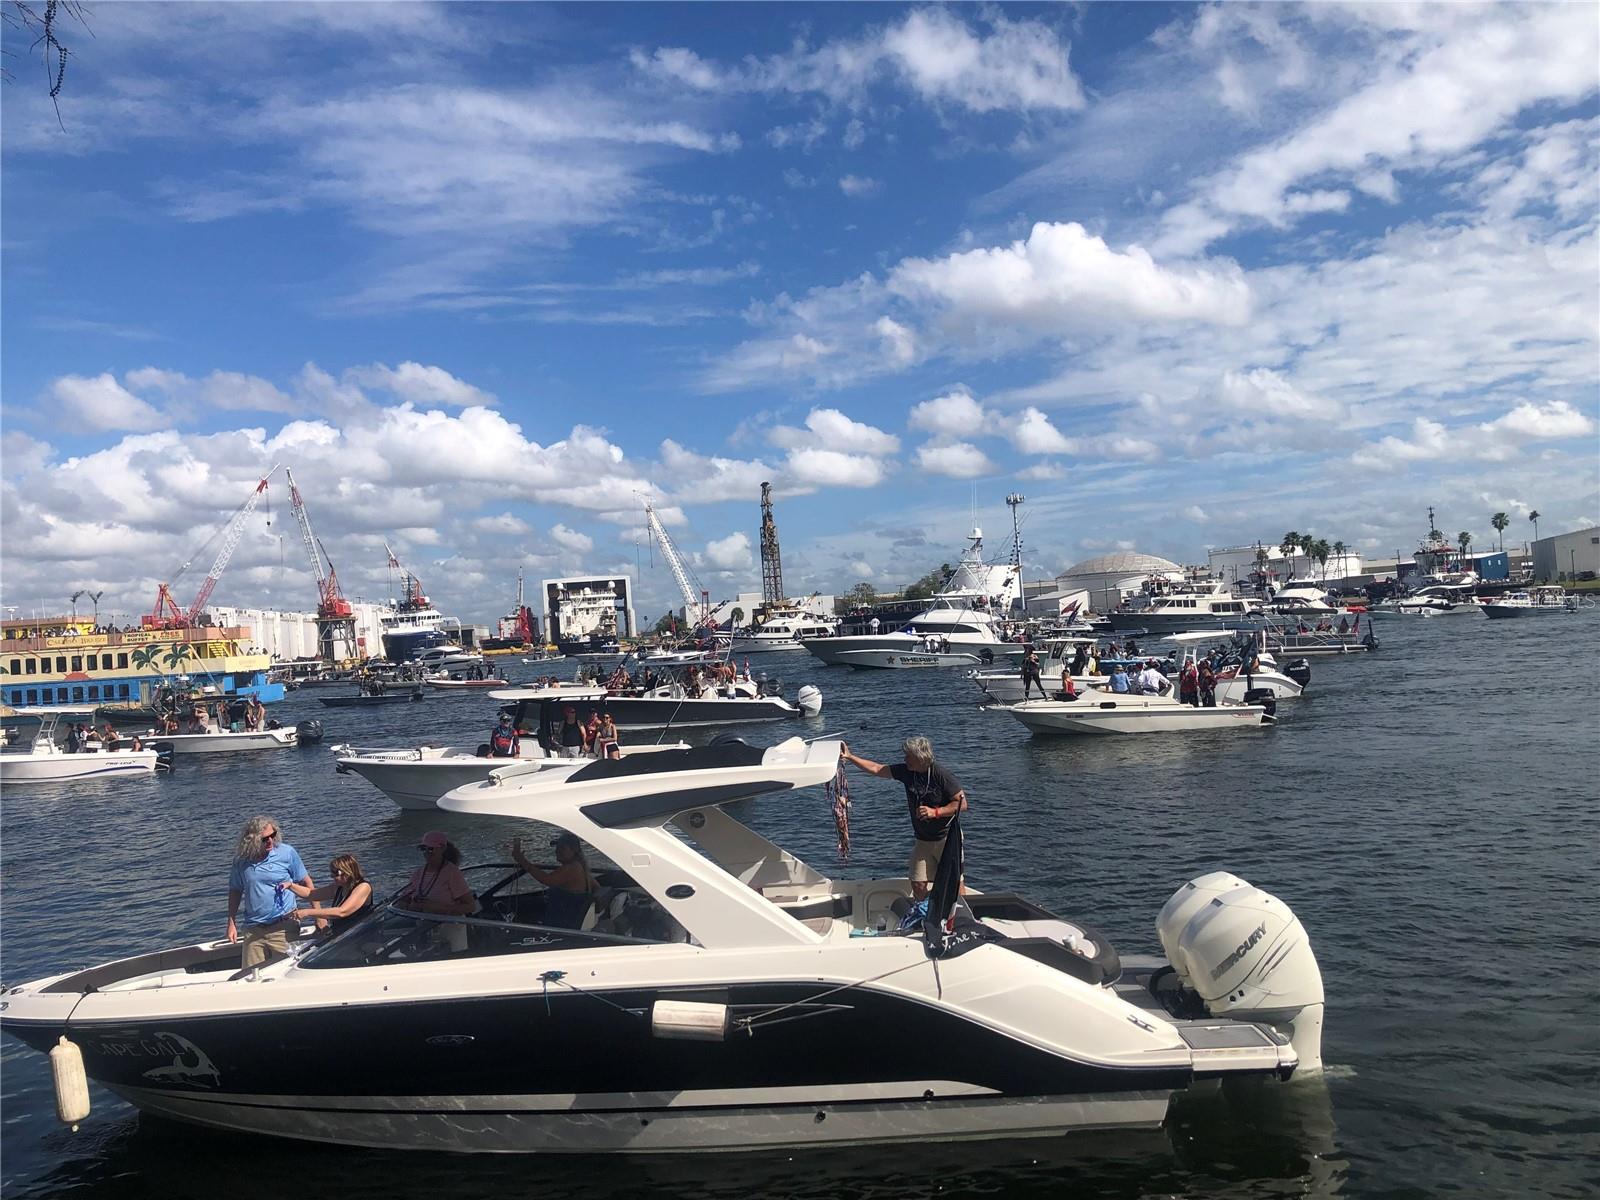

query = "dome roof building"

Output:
[[1025, 551, 1184, 618]]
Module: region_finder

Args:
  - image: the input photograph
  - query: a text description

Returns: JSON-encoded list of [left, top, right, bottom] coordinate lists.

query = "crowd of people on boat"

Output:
[[485, 705, 623, 761]]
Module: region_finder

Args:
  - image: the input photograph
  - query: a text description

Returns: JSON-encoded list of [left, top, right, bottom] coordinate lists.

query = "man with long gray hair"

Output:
[[839, 736, 967, 900], [226, 815, 313, 968]]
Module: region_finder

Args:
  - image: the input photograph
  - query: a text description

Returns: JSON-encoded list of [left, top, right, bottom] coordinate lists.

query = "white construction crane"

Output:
[[644, 500, 708, 627]]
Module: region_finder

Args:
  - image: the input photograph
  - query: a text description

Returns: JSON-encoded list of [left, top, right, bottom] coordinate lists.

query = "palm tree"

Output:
[[1491, 512, 1509, 552], [1457, 531, 1472, 561], [1279, 532, 1300, 580], [131, 645, 162, 671], [1311, 538, 1332, 579], [1331, 540, 1348, 578], [730, 607, 745, 630], [161, 642, 195, 671], [1529, 510, 1540, 542]]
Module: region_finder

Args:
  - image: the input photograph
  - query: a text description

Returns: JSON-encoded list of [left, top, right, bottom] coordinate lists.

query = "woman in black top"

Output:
[[290, 854, 374, 935]]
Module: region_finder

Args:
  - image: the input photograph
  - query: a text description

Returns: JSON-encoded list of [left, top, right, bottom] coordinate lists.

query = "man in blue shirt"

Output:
[[1109, 665, 1131, 694], [227, 815, 312, 968]]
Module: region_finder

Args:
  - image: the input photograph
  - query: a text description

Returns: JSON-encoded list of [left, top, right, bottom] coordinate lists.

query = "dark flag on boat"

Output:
[[921, 814, 1001, 960]]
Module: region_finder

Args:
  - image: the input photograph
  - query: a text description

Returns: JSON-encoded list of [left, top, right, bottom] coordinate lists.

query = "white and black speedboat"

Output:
[[727, 605, 839, 654], [493, 676, 821, 732], [0, 738, 1324, 1152], [1481, 586, 1575, 619]]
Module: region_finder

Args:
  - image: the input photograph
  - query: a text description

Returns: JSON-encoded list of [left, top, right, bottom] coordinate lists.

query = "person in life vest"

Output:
[[488, 713, 519, 758]]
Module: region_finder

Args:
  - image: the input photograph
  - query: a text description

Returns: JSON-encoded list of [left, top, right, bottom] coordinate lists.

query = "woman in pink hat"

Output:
[[397, 832, 479, 917]]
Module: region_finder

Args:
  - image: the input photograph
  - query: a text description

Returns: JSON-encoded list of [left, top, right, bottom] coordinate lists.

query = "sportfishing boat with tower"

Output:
[[805, 507, 1024, 666], [2, 737, 1326, 1152]]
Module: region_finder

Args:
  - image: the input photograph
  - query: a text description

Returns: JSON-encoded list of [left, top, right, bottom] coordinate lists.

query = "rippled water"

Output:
[[3, 615, 1597, 1199]]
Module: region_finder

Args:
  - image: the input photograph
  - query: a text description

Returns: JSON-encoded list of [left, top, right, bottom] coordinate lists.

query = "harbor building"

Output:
[[1206, 544, 1363, 587], [543, 576, 635, 650], [1532, 525, 1600, 582]]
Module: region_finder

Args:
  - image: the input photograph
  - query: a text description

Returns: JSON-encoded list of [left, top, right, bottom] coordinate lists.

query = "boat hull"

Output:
[[836, 650, 981, 670], [1008, 698, 1271, 735], [1105, 613, 1264, 634], [1, 975, 1187, 1153], [0, 750, 158, 782], [805, 636, 1004, 667], [1481, 604, 1571, 619], [146, 729, 296, 754], [603, 696, 800, 728]]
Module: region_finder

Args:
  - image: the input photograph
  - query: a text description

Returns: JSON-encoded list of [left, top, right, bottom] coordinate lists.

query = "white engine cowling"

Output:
[[1156, 870, 1250, 980], [796, 684, 823, 715], [1160, 875, 1325, 1074]]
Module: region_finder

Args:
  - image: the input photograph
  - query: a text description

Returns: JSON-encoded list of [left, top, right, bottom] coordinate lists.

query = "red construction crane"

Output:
[[144, 465, 281, 628], [285, 469, 353, 618]]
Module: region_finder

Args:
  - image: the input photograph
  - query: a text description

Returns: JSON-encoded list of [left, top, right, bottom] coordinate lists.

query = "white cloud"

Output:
[[909, 388, 988, 437], [124, 367, 298, 415], [889, 222, 1252, 332], [1018, 462, 1064, 480], [346, 361, 497, 408], [845, 559, 875, 578], [1214, 368, 1341, 421], [48, 373, 168, 431], [874, 317, 917, 366], [549, 523, 594, 554], [1155, 5, 1600, 253], [769, 407, 900, 456], [633, 9, 1084, 116], [1007, 406, 1075, 455], [783, 448, 888, 489], [839, 174, 881, 198], [1351, 401, 1596, 470], [704, 531, 753, 570], [915, 441, 996, 479], [1183, 505, 1209, 522], [658, 439, 774, 503]]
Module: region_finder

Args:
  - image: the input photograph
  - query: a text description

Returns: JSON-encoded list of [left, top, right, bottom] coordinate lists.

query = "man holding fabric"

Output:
[[839, 736, 967, 900]]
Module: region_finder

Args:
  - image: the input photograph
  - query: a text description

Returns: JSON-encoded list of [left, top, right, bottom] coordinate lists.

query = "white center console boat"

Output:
[[1, 739, 1324, 1152], [0, 707, 164, 783]]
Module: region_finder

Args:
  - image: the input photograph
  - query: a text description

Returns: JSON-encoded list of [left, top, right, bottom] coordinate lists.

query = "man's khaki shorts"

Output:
[[240, 917, 299, 967], [908, 837, 948, 883]]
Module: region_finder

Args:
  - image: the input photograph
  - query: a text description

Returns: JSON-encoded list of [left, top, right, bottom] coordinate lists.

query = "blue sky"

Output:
[[3, 2, 1596, 625]]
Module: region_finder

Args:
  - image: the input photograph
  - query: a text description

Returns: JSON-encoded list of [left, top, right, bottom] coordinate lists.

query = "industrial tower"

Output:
[[760, 481, 784, 607]]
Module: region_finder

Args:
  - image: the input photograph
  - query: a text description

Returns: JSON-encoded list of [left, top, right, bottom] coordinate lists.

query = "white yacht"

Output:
[[1481, 586, 1576, 619], [727, 605, 839, 654], [0, 707, 163, 783], [412, 643, 488, 674], [1, 739, 1325, 1152], [805, 527, 1021, 666], [139, 726, 300, 753], [1108, 582, 1264, 634]]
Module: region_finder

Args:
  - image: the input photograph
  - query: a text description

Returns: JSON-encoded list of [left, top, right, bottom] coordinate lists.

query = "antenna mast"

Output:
[[1006, 493, 1025, 571], [760, 481, 784, 607]]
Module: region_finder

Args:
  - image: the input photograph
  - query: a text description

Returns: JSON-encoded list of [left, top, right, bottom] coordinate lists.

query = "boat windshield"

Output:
[[298, 864, 683, 969]]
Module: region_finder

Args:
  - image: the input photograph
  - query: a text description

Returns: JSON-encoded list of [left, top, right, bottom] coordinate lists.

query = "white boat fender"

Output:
[[651, 999, 730, 1042], [51, 1035, 90, 1129], [796, 684, 823, 716]]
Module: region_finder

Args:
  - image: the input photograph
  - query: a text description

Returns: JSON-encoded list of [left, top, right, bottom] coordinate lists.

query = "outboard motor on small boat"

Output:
[[152, 743, 176, 773], [795, 684, 823, 715], [294, 719, 325, 746], [1243, 688, 1278, 717], [1154, 874, 1324, 1074], [1284, 658, 1312, 688]]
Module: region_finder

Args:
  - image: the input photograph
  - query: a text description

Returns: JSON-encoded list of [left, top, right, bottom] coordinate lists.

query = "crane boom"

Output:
[[644, 501, 706, 624], [183, 463, 281, 623], [286, 468, 328, 587]]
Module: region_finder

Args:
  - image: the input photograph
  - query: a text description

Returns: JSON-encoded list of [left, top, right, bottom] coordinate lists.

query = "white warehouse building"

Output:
[[1532, 526, 1600, 582]]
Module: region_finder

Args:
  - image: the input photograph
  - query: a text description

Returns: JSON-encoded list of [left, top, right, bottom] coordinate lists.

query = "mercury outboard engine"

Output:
[[1155, 873, 1324, 1073], [1243, 687, 1278, 718], [795, 684, 823, 715], [1284, 658, 1312, 689], [294, 719, 325, 746], [152, 742, 177, 773]]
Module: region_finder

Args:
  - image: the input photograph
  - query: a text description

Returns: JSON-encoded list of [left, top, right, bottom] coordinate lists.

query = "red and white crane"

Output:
[[285, 468, 353, 619], [144, 464, 281, 628]]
